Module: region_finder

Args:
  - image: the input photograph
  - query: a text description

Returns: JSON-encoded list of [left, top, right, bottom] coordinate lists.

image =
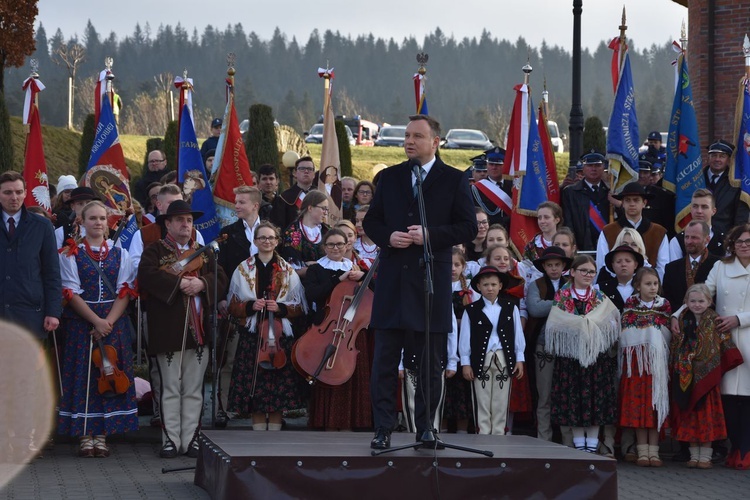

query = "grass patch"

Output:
[[9, 118, 572, 187]]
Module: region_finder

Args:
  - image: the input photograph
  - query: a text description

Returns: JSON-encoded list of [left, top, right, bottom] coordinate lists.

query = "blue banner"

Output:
[[177, 104, 221, 242], [606, 51, 640, 193], [663, 55, 704, 233], [732, 79, 750, 206], [118, 215, 139, 251], [518, 95, 548, 213]]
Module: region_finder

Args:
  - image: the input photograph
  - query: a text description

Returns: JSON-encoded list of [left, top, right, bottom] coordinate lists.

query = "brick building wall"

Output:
[[687, 0, 750, 152]]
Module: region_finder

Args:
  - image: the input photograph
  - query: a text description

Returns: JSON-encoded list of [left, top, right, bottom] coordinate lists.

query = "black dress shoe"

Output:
[[185, 439, 200, 458], [159, 442, 179, 459], [370, 428, 391, 450], [417, 432, 445, 450], [215, 411, 229, 429]]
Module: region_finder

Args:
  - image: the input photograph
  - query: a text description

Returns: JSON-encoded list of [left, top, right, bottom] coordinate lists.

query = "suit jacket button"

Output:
[[403, 265, 408, 269]]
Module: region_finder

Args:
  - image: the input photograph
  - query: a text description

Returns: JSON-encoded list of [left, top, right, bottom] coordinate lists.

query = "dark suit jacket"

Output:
[[0, 206, 62, 337], [705, 169, 750, 235], [561, 180, 610, 251], [662, 254, 720, 311], [363, 157, 477, 333], [217, 219, 253, 294]]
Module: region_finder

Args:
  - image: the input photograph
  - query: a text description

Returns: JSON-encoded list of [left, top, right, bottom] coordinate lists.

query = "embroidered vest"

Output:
[[465, 298, 517, 375]]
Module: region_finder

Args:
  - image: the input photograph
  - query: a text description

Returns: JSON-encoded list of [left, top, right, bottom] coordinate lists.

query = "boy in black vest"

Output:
[[459, 266, 525, 435]]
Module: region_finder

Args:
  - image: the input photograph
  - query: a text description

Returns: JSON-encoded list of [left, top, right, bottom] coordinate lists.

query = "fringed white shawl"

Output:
[[545, 286, 620, 368], [228, 255, 307, 337], [619, 295, 671, 430]]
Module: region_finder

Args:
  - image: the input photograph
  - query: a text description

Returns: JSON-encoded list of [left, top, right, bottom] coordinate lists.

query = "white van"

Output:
[[547, 121, 566, 153]]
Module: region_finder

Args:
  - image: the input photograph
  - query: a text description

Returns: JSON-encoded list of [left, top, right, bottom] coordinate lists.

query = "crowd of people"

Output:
[[3, 118, 750, 472]]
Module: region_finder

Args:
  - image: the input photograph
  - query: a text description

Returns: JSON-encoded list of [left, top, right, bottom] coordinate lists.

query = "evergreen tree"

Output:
[[583, 116, 606, 154], [335, 120, 352, 178], [77, 113, 96, 176], [247, 104, 279, 174]]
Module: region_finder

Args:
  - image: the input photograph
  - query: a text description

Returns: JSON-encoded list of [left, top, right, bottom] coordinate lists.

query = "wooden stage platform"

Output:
[[194, 431, 617, 499]]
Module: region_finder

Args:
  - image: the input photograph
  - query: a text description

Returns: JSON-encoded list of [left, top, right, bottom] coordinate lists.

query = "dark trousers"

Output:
[[723, 395, 750, 455], [371, 329, 447, 433]]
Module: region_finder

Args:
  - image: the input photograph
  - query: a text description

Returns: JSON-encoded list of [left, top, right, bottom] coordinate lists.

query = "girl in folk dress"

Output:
[[353, 205, 378, 269], [303, 229, 370, 430], [444, 247, 479, 433], [670, 284, 743, 468], [546, 255, 621, 453], [227, 222, 307, 431], [281, 190, 330, 278], [522, 201, 563, 262], [618, 267, 672, 467], [58, 201, 138, 458], [485, 244, 531, 432]]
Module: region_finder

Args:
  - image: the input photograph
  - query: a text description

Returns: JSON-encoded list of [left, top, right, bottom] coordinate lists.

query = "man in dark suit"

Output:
[[561, 151, 610, 251], [363, 114, 477, 449], [214, 185, 262, 427], [704, 140, 750, 235], [0, 170, 61, 337], [663, 220, 720, 312]]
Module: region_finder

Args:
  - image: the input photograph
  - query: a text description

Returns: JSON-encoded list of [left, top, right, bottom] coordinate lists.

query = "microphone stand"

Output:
[[374, 160, 492, 458], [210, 243, 220, 429]]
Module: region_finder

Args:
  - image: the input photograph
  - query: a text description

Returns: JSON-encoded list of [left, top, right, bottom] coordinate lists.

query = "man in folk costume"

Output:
[[137, 200, 227, 458], [595, 182, 669, 281]]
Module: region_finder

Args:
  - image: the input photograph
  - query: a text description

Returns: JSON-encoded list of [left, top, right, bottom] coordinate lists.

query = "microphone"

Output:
[[209, 240, 221, 254], [408, 158, 422, 178]]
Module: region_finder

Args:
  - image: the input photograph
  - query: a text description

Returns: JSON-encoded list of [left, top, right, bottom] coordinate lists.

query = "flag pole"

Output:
[[25, 59, 40, 135], [322, 61, 331, 113], [610, 8, 628, 223], [416, 53, 428, 114], [743, 34, 750, 80], [104, 57, 115, 108]]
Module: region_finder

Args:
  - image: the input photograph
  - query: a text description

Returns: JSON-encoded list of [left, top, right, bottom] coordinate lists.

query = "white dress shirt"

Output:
[[459, 296, 525, 366]]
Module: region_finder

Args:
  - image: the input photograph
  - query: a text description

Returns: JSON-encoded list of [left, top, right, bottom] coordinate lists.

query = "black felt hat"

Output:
[[156, 199, 204, 222], [605, 244, 645, 272], [533, 246, 573, 273], [470, 266, 510, 292]]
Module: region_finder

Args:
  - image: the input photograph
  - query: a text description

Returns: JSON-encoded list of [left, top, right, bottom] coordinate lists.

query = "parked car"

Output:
[[239, 119, 278, 138], [442, 129, 493, 150], [547, 120, 566, 153], [374, 125, 407, 147], [304, 123, 356, 145]]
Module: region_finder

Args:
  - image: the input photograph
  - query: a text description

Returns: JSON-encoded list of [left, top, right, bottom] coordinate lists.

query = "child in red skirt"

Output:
[[618, 267, 671, 467], [671, 284, 743, 469]]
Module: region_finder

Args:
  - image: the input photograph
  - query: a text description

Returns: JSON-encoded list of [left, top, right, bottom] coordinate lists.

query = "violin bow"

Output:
[[250, 297, 267, 398], [51, 329, 64, 397], [178, 303, 190, 381], [83, 336, 94, 437]]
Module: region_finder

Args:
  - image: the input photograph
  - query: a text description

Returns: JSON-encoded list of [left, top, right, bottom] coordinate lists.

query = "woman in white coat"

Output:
[[702, 224, 750, 468]]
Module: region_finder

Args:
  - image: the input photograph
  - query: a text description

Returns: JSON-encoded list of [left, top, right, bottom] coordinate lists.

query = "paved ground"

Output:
[[3, 417, 750, 499]]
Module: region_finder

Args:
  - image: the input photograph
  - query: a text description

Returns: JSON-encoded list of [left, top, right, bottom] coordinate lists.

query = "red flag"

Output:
[[509, 179, 538, 259], [22, 105, 51, 211], [212, 93, 254, 209], [537, 105, 560, 204], [608, 38, 620, 95], [504, 84, 529, 178]]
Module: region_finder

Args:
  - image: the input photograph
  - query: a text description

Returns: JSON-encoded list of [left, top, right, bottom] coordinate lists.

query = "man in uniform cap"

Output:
[[469, 154, 488, 184], [200, 118, 223, 161], [641, 156, 677, 239], [644, 131, 667, 165], [561, 151, 610, 251], [470, 146, 512, 228], [704, 139, 749, 234], [637, 154, 652, 187]]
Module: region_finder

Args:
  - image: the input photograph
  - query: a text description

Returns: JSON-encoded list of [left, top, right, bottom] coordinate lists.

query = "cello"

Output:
[[292, 255, 378, 386]]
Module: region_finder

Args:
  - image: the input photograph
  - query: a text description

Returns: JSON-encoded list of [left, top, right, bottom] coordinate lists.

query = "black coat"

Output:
[[662, 254, 720, 312], [644, 185, 677, 239], [672, 230, 725, 258], [363, 157, 477, 333], [217, 219, 253, 294], [470, 178, 512, 228], [597, 277, 632, 312], [0, 206, 62, 337], [705, 169, 750, 235], [561, 180, 610, 251]]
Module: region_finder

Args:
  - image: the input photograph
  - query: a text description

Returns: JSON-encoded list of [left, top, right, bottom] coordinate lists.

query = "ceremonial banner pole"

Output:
[[317, 64, 342, 225], [730, 35, 750, 208], [21, 59, 52, 212], [414, 53, 429, 115], [610, 8, 627, 223]]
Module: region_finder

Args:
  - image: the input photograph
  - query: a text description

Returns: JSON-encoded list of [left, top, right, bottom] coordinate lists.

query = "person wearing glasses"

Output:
[[134, 150, 169, 208], [281, 190, 330, 278], [545, 255, 620, 454], [226, 221, 306, 432], [212, 186, 263, 427], [464, 208, 490, 262], [302, 228, 366, 430], [352, 180, 375, 212], [279, 156, 318, 230]]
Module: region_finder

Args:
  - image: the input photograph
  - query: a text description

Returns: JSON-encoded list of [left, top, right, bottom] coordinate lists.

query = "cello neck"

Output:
[[343, 253, 379, 321]]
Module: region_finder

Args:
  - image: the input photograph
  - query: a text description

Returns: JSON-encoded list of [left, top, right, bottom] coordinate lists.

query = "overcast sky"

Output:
[[37, 0, 688, 52]]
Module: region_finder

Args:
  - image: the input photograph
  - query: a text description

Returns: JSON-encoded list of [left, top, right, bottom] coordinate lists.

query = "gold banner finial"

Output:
[[416, 52, 428, 76]]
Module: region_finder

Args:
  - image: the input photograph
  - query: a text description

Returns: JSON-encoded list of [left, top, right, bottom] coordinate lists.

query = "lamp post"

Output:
[[568, 0, 584, 177]]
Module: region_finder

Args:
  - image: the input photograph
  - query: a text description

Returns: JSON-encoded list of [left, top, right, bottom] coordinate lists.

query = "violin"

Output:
[[92, 337, 130, 397], [292, 255, 379, 386], [257, 293, 287, 370], [160, 234, 228, 276]]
